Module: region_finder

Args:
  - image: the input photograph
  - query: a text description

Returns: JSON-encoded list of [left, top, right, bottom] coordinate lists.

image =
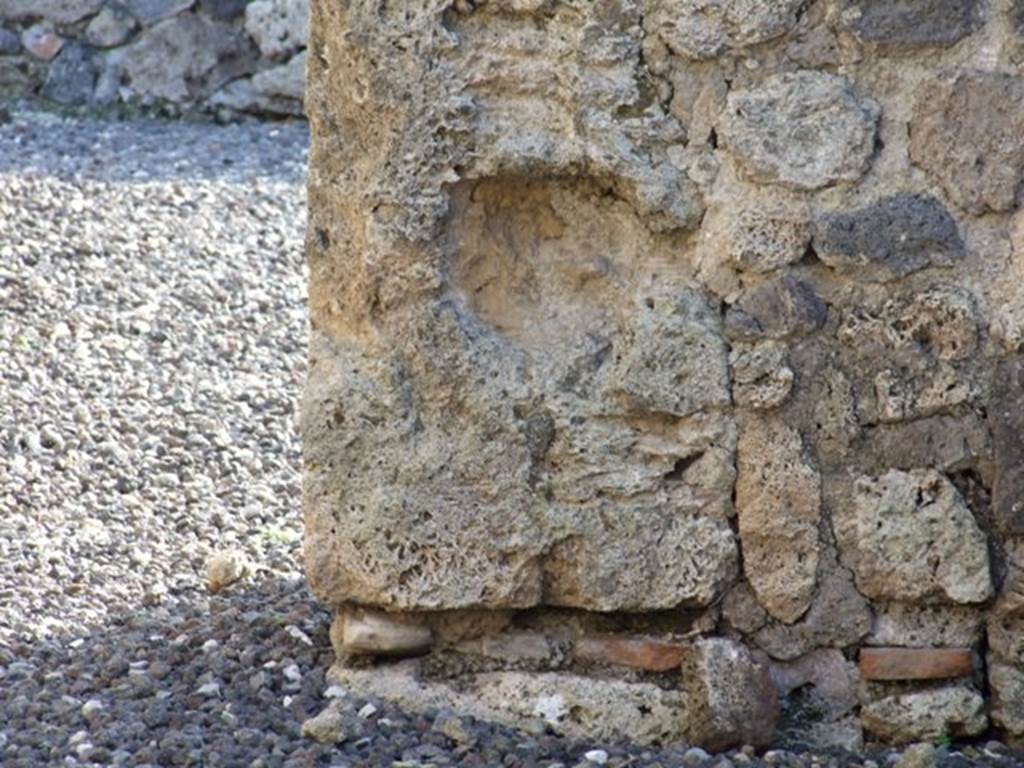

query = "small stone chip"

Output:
[[206, 549, 252, 594]]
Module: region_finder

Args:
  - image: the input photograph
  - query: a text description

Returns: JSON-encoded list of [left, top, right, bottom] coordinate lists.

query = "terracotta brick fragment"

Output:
[[859, 647, 974, 681], [575, 635, 689, 672]]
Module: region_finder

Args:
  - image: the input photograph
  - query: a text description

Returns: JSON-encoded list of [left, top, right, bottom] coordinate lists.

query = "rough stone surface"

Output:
[[860, 687, 987, 744], [718, 72, 880, 190], [40, 42, 98, 106], [992, 356, 1024, 535], [124, 0, 194, 27], [121, 12, 255, 102], [20, 24, 63, 61], [813, 195, 965, 282], [910, 72, 1024, 214], [330, 662, 690, 746], [725, 276, 827, 341], [646, 0, 805, 60], [840, 0, 981, 48], [680, 638, 779, 751], [736, 419, 820, 623], [834, 470, 992, 605], [730, 341, 794, 410], [868, 604, 983, 648], [0, 0, 103, 24], [244, 0, 307, 59], [84, 4, 139, 48], [297, 0, 1024, 751]]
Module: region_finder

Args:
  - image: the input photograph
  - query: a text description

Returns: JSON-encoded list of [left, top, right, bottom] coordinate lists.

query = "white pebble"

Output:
[[357, 703, 377, 719], [584, 749, 608, 764]]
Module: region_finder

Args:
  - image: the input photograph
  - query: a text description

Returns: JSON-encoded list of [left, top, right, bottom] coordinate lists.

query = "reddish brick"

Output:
[[859, 647, 974, 681], [575, 635, 689, 672]]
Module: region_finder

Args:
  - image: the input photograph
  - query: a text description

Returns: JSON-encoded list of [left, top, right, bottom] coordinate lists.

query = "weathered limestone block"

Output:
[[680, 638, 779, 751], [813, 195, 966, 282], [645, 0, 805, 60], [839, 0, 982, 48], [718, 72, 880, 190], [736, 419, 821, 623], [910, 72, 1024, 214], [860, 686, 987, 744], [834, 470, 992, 604]]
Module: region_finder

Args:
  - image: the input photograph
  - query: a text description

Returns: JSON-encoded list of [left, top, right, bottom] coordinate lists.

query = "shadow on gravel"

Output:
[[0, 110, 309, 184], [0, 574, 341, 767]]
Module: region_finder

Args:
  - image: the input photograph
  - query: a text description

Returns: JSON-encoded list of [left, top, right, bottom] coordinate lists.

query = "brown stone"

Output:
[[859, 648, 974, 681], [575, 635, 689, 672]]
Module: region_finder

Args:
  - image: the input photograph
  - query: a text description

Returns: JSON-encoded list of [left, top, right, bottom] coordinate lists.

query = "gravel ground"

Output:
[[1, 107, 1022, 768]]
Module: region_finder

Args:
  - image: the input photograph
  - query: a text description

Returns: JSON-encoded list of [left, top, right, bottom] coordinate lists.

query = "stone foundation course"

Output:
[[300, 0, 1024, 753], [0, 0, 307, 116]]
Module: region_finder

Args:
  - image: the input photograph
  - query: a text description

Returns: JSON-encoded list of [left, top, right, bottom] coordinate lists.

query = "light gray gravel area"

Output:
[[1, 107, 1022, 768]]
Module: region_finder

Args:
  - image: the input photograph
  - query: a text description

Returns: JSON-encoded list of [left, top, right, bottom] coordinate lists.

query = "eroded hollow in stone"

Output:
[[447, 177, 681, 354]]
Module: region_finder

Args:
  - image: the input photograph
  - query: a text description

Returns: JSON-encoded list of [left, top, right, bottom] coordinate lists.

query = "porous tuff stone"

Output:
[[834, 470, 992, 605], [840, 0, 981, 48], [646, 0, 805, 60], [303, 0, 737, 615], [717, 71, 880, 190], [860, 686, 987, 744], [910, 72, 1024, 214], [303, 0, 1024, 749], [736, 418, 821, 623]]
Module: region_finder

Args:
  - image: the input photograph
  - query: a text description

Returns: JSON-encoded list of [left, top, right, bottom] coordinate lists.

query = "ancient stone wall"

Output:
[[302, 0, 1024, 751], [0, 0, 307, 117]]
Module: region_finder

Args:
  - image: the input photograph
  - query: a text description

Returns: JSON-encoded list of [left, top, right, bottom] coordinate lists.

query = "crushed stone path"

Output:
[[1, 108, 1021, 768]]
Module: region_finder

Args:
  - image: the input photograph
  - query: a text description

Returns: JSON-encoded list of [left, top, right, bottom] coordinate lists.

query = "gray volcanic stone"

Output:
[[718, 71, 880, 190], [41, 42, 98, 106], [813, 194, 965, 281], [0, 25, 18, 53], [121, 12, 255, 102], [725, 276, 827, 341], [244, 0, 307, 59], [991, 356, 1024, 535], [199, 0, 249, 20], [84, 3, 138, 47], [124, 0, 194, 27], [841, 0, 981, 48], [910, 72, 1024, 213], [646, 0, 805, 60], [0, 0, 103, 23]]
